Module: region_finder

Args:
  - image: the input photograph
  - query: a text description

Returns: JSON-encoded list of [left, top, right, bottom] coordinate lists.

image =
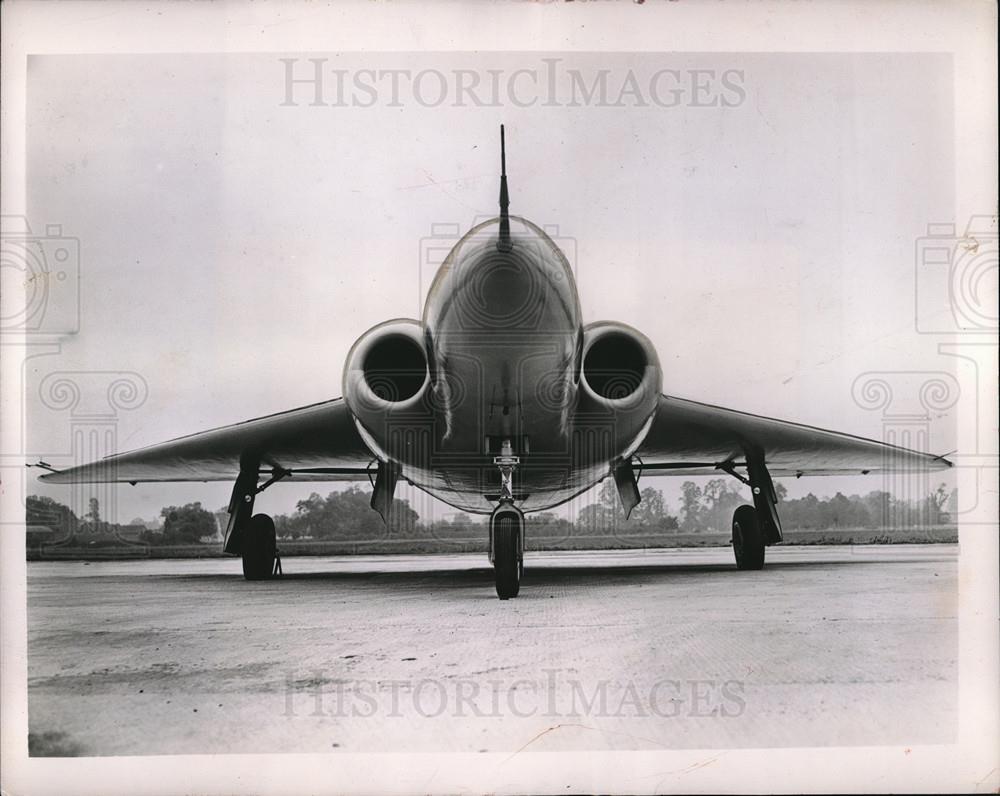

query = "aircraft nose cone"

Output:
[[455, 248, 544, 329], [424, 216, 580, 336]]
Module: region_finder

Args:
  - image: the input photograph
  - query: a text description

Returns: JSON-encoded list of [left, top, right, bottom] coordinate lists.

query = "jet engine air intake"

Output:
[[580, 322, 661, 406], [583, 330, 647, 399], [343, 319, 430, 413], [342, 319, 433, 467], [574, 321, 662, 463], [362, 333, 427, 402]]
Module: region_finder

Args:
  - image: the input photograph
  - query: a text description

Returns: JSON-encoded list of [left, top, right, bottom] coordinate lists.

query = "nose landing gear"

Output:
[[489, 438, 524, 599]]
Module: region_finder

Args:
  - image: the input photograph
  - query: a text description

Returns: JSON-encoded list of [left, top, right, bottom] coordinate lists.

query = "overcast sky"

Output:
[[25, 52, 957, 524]]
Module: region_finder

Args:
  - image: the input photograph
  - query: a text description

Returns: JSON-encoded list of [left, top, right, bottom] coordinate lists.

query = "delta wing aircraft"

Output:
[[38, 127, 951, 599]]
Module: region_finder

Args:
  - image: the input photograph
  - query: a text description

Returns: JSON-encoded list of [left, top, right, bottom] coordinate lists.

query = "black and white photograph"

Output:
[[1, 1, 997, 793]]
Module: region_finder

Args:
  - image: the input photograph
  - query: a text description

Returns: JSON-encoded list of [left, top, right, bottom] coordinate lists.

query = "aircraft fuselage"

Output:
[[344, 215, 661, 514]]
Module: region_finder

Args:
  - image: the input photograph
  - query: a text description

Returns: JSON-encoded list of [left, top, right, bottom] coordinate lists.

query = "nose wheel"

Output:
[[491, 502, 523, 599]]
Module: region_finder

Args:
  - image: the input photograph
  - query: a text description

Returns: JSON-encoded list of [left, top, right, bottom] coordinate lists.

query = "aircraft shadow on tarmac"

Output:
[[171, 555, 953, 590]]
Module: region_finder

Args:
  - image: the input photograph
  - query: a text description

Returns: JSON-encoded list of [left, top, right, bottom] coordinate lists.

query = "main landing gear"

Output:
[[223, 462, 285, 581], [721, 450, 783, 571], [731, 505, 765, 570], [489, 439, 524, 599], [241, 513, 280, 580]]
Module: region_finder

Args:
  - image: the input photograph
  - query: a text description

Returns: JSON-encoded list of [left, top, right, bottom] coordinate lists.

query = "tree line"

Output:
[[26, 478, 954, 547], [674, 478, 953, 532], [26, 495, 222, 546]]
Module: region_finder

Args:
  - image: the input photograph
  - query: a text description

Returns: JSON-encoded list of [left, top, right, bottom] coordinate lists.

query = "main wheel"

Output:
[[732, 504, 765, 570], [242, 513, 277, 581], [493, 514, 521, 599]]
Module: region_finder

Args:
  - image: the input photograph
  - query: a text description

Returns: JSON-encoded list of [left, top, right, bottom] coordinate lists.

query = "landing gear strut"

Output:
[[721, 449, 782, 571], [490, 439, 524, 599], [223, 461, 286, 581]]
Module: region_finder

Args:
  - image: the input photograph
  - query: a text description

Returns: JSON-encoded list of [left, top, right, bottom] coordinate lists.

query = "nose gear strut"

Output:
[[493, 437, 520, 501], [489, 438, 524, 599]]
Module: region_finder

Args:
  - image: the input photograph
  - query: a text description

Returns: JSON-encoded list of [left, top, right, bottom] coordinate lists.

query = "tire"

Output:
[[242, 513, 277, 581], [732, 504, 765, 570], [493, 515, 521, 599]]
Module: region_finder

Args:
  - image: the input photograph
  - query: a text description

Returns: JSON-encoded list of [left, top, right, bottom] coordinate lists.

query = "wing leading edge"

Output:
[[37, 393, 952, 487], [635, 394, 952, 477], [37, 398, 374, 484]]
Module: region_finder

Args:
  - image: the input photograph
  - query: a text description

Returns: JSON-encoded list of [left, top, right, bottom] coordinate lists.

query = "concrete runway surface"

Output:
[[26, 545, 957, 756]]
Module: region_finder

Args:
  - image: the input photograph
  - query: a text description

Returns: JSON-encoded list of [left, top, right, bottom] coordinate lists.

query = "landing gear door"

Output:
[[746, 452, 783, 544]]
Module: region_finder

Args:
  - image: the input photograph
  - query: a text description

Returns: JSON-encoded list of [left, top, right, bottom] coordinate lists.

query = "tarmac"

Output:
[[26, 545, 958, 756]]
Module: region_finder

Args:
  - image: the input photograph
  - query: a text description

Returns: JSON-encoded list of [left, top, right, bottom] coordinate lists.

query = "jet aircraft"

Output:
[[38, 126, 952, 599]]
